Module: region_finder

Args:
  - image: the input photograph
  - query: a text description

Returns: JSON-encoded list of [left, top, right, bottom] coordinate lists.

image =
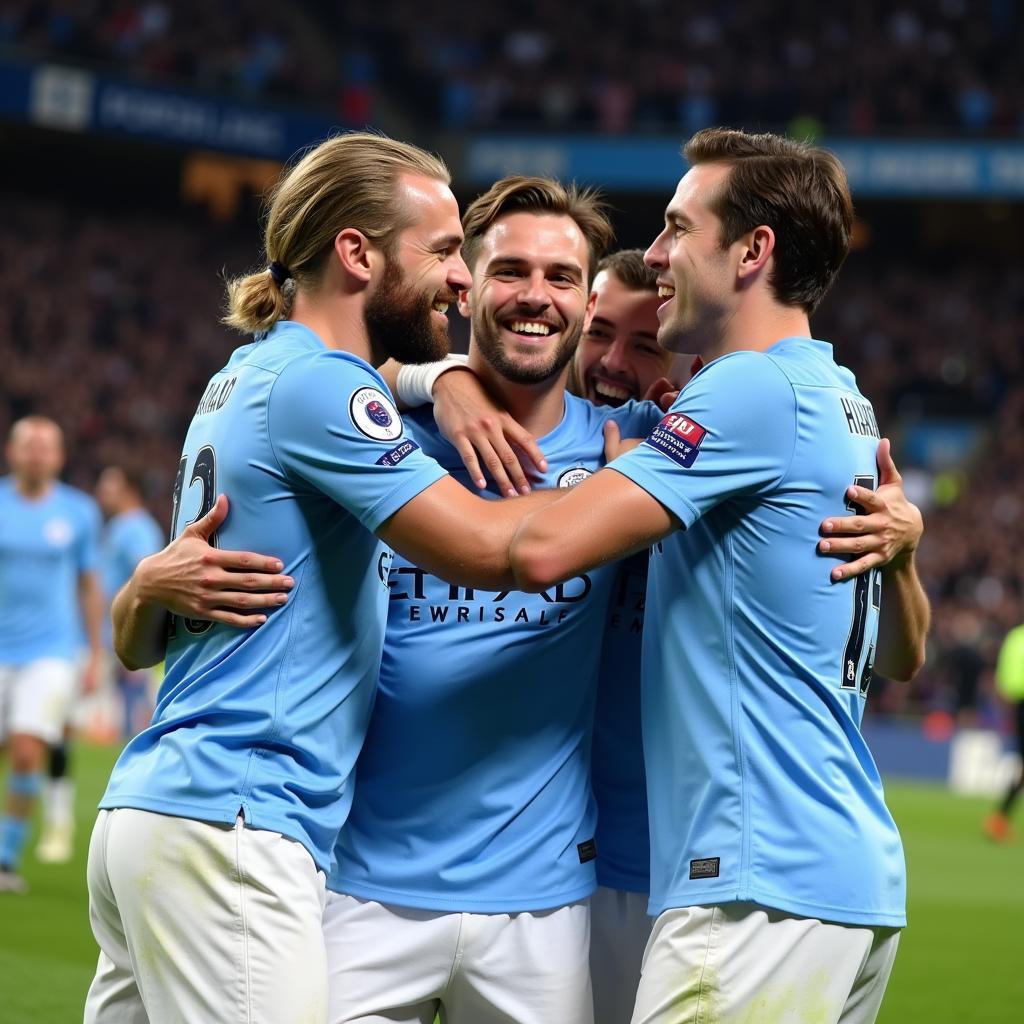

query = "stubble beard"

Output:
[[472, 308, 583, 386]]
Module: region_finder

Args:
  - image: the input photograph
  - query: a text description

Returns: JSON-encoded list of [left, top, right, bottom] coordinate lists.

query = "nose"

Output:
[[601, 339, 630, 376], [644, 230, 668, 271], [516, 270, 551, 312], [448, 253, 472, 293]]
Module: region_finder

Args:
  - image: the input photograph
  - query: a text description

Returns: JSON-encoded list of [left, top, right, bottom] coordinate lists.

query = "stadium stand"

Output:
[[4, 0, 1022, 134]]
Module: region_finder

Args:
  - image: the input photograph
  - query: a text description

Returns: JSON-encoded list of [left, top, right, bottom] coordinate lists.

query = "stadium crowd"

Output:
[[3, 0, 1022, 135], [0, 191, 1017, 721]]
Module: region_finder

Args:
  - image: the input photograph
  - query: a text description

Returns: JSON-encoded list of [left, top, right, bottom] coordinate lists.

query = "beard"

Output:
[[364, 257, 452, 365], [471, 308, 583, 386]]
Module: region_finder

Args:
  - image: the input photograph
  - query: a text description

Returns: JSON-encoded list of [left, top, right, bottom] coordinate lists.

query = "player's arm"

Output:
[[78, 569, 105, 693], [817, 438, 929, 681], [874, 556, 929, 682], [376, 477, 566, 591], [111, 495, 294, 669], [509, 466, 677, 592]]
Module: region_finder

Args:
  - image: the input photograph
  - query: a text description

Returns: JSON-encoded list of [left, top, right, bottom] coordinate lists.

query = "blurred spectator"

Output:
[[2, 1, 1021, 136]]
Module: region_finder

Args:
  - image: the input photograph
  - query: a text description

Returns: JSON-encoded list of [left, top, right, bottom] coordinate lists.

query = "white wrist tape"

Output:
[[395, 353, 470, 407]]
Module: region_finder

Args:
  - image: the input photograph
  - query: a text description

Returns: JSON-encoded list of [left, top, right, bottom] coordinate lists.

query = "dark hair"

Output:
[[103, 464, 146, 497], [461, 176, 614, 284], [596, 249, 658, 293], [683, 128, 853, 313]]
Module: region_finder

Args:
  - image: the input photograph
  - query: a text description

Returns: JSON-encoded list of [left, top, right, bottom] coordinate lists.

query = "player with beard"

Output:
[[86, 138, 569, 1024]]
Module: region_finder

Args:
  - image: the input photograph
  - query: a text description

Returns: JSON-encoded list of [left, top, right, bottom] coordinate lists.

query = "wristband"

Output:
[[395, 353, 471, 407]]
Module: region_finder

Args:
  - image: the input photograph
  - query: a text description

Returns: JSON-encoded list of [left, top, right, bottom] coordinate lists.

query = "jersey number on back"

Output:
[[841, 475, 881, 698], [167, 445, 218, 640]]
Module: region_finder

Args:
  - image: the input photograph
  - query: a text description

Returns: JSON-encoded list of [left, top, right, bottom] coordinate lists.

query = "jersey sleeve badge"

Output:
[[349, 387, 404, 442], [643, 412, 708, 468]]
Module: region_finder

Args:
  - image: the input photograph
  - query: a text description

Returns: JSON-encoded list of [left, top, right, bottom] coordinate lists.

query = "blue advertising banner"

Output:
[[1, 57, 339, 160], [465, 135, 1024, 197]]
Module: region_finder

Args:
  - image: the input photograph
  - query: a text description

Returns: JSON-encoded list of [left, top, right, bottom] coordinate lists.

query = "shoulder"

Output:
[[59, 482, 99, 513]]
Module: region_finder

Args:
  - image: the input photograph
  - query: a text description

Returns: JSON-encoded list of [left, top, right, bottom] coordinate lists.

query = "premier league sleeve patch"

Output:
[[643, 412, 707, 468], [349, 387, 404, 442]]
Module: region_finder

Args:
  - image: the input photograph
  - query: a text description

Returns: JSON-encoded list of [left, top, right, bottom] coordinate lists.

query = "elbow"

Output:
[[114, 639, 147, 673], [880, 643, 927, 684], [509, 534, 569, 593]]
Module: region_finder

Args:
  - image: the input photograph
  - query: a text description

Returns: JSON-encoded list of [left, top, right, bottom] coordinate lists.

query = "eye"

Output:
[[585, 328, 611, 342]]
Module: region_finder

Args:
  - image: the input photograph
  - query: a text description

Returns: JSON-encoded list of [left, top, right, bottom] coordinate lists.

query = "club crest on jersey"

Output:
[[644, 412, 708, 468], [43, 517, 73, 546], [349, 387, 403, 442], [557, 465, 593, 489]]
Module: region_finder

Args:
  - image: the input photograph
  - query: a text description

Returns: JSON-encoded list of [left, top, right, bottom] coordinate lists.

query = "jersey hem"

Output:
[[649, 886, 906, 928], [596, 869, 650, 893], [97, 794, 331, 873], [327, 877, 597, 913]]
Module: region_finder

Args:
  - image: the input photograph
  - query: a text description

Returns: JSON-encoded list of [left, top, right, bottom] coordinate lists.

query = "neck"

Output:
[[15, 477, 52, 499], [707, 297, 811, 362], [467, 347, 568, 438], [290, 292, 382, 366]]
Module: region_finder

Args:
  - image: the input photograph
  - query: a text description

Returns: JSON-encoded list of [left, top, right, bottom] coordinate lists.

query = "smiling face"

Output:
[[461, 211, 593, 386], [644, 162, 740, 355], [365, 173, 472, 364], [574, 270, 672, 407]]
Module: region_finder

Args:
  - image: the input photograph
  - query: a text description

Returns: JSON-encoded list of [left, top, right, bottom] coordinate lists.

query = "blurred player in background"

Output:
[[508, 128, 930, 1023], [0, 416, 102, 892], [37, 466, 163, 865], [984, 622, 1024, 841], [95, 466, 164, 737]]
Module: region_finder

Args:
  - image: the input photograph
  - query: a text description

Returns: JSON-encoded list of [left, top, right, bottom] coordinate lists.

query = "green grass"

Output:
[[1, 750, 1020, 1022]]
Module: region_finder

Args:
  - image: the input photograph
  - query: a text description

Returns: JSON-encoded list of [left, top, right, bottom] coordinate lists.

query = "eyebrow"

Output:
[[429, 233, 464, 250], [487, 256, 584, 278]]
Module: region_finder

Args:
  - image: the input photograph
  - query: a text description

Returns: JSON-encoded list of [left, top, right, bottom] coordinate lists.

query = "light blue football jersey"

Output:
[[330, 395, 662, 911], [0, 478, 101, 664], [591, 549, 650, 893], [99, 321, 447, 871], [609, 338, 906, 927], [100, 508, 165, 646]]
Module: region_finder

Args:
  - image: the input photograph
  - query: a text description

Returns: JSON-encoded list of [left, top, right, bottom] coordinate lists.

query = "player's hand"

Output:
[[643, 377, 679, 412], [819, 438, 924, 581], [603, 420, 644, 462], [432, 368, 548, 497], [136, 494, 293, 628]]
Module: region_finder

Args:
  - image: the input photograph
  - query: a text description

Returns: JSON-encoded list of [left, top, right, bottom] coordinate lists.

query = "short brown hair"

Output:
[[224, 132, 451, 335], [461, 176, 614, 283], [683, 128, 853, 313], [596, 249, 658, 293]]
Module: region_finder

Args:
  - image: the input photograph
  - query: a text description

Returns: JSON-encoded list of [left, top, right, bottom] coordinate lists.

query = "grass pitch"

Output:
[[1, 744, 1020, 1022]]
